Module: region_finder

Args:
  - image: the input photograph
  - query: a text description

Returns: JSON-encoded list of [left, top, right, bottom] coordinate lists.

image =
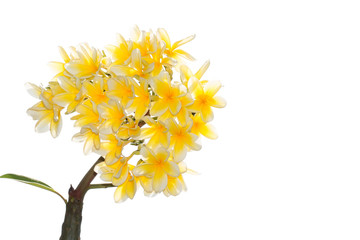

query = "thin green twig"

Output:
[[88, 183, 116, 190]]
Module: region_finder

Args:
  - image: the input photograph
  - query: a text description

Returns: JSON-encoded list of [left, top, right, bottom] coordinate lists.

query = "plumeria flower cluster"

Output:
[[26, 26, 226, 203]]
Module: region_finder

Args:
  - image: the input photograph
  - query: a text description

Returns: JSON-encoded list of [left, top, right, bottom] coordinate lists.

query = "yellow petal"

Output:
[[143, 116, 156, 126], [140, 146, 150, 158], [176, 108, 190, 127], [82, 81, 97, 98], [173, 49, 195, 61], [211, 96, 227, 108], [188, 77, 204, 97], [126, 178, 137, 199], [201, 105, 214, 122], [167, 118, 179, 135], [72, 132, 86, 142], [163, 161, 180, 177], [57, 76, 77, 93], [187, 100, 202, 113], [105, 44, 129, 64], [93, 134, 101, 150], [181, 93, 194, 107], [145, 147, 159, 164], [133, 164, 154, 177], [35, 113, 52, 133], [113, 164, 128, 186], [83, 136, 94, 155], [155, 147, 170, 162], [25, 82, 42, 99], [131, 49, 142, 70], [151, 99, 168, 116], [173, 141, 187, 162], [166, 178, 182, 196], [143, 62, 155, 74], [180, 65, 193, 85], [185, 133, 202, 151], [134, 101, 149, 120], [131, 25, 141, 41], [139, 176, 153, 193], [65, 63, 96, 78], [157, 109, 172, 123], [100, 173, 113, 182], [105, 150, 117, 165], [48, 62, 65, 74], [168, 98, 181, 115], [200, 124, 218, 140], [153, 169, 167, 193], [140, 128, 155, 139], [116, 33, 127, 45], [172, 34, 195, 50], [58, 46, 70, 62], [114, 185, 127, 203], [159, 132, 170, 148], [157, 28, 171, 48], [204, 81, 221, 97], [52, 93, 75, 107], [50, 117, 62, 138], [111, 65, 136, 76], [151, 76, 170, 97], [194, 60, 210, 80], [66, 101, 79, 114]]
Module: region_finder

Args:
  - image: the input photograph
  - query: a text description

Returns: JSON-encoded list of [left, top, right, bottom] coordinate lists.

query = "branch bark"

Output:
[[59, 156, 104, 240]]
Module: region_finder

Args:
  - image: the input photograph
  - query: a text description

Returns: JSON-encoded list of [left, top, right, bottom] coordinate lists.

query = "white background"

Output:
[[0, 0, 360, 239]]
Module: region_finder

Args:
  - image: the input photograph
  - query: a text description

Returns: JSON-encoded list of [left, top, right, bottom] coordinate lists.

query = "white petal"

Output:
[[25, 82, 42, 98], [35, 114, 52, 133]]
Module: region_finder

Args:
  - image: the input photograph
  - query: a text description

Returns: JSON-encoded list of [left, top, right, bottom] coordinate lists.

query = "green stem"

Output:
[[55, 190, 68, 204], [88, 183, 116, 190], [59, 156, 104, 240]]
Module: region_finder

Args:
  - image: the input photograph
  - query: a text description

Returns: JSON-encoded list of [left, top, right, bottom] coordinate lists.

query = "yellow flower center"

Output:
[[94, 92, 107, 104], [198, 94, 211, 106], [173, 128, 186, 141], [154, 124, 166, 132]]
